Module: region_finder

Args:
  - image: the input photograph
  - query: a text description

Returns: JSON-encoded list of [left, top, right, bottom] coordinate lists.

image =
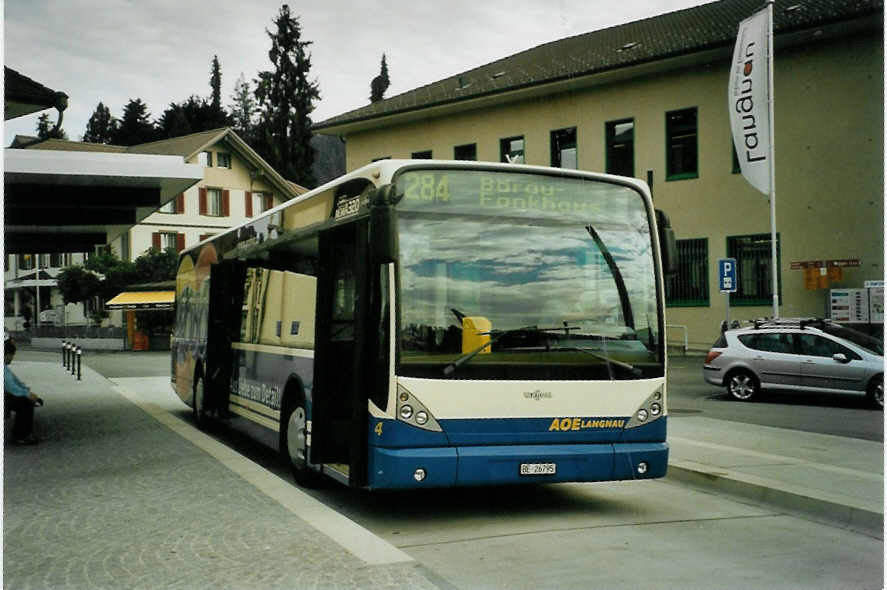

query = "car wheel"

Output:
[[282, 397, 321, 487], [726, 370, 759, 401], [867, 375, 883, 410]]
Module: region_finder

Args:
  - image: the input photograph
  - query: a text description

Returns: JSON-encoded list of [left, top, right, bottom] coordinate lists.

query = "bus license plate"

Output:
[[520, 462, 556, 476]]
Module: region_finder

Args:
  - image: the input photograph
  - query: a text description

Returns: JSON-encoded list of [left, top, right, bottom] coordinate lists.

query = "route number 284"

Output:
[[404, 173, 450, 202]]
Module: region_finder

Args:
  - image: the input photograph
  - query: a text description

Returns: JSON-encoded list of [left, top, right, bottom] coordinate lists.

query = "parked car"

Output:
[[704, 318, 884, 408]]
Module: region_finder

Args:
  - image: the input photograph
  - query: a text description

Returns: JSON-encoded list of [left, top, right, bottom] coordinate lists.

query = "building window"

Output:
[[18, 254, 34, 271], [606, 119, 635, 177], [500, 136, 524, 163], [252, 192, 274, 215], [550, 127, 577, 169], [199, 151, 213, 167], [207, 189, 222, 216], [666, 107, 698, 180], [666, 239, 709, 307], [217, 152, 231, 168], [454, 143, 476, 161], [411, 150, 432, 159], [160, 232, 178, 251], [727, 233, 781, 306], [49, 253, 64, 268]]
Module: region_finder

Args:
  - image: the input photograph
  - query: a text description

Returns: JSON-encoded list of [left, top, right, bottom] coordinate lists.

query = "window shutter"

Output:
[[222, 190, 230, 216], [264, 194, 273, 211], [176, 193, 185, 214], [152, 232, 161, 251], [199, 188, 207, 215], [245, 191, 253, 217], [176, 233, 186, 252]]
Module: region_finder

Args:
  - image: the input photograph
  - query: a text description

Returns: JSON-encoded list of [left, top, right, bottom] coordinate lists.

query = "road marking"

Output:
[[111, 382, 413, 566]]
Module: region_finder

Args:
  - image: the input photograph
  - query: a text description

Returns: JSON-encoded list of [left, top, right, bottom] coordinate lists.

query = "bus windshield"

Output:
[[394, 168, 663, 380]]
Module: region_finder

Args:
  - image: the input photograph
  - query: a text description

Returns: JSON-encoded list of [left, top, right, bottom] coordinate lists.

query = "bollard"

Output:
[[76, 347, 82, 381], [64, 341, 71, 369], [62, 341, 67, 367], [70, 346, 76, 376]]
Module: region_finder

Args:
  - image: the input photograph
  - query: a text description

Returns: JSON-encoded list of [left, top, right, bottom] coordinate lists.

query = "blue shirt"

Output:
[[4, 365, 30, 397]]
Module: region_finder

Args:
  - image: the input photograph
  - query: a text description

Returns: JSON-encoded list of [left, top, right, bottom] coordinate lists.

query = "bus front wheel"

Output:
[[282, 398, 321, 487], [193, 372, 212, 430]]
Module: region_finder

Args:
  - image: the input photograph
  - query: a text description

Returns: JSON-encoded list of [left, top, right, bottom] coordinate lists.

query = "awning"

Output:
[[106, 291, 175, 310]]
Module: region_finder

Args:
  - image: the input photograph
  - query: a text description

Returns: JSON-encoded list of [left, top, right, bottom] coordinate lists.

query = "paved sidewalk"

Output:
[[3, 360, 442, 590], [667, 416, 884, 538]]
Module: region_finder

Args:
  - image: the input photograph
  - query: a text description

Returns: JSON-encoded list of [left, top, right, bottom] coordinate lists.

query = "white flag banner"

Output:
[[729, 7, 771, 196]]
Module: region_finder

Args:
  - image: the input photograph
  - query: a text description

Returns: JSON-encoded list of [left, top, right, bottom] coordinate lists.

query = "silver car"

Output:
[[703, 318, 884, 408]]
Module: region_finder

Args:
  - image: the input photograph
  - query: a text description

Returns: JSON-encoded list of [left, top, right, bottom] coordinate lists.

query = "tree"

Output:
[[83, 102, 117, 143], [210, 55, 223, 115], [229, 73, 257, 143], [157, 101, 194, 138], [254, 4, 320, 187], [36, 113, 68, 139], [111, 99, 157, 145], [370, 53, 390, 103]]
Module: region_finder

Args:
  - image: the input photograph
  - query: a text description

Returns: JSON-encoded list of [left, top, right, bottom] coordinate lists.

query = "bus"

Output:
[[172, 160, 676, 490]]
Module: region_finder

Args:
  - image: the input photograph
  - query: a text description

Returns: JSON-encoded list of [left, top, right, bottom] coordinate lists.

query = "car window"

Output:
[[738, 332, 794, 353], [798, 334, 860, 360]]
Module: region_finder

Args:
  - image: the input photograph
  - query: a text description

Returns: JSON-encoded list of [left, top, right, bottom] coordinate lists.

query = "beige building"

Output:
[[315, 0, 884, 350]]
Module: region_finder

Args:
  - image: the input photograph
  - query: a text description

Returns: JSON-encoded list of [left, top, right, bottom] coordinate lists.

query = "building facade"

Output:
[[315, 0, 884, 349]]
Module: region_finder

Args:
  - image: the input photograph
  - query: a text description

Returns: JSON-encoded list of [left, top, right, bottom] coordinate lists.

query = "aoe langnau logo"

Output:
[[548, 417, 626, 431]]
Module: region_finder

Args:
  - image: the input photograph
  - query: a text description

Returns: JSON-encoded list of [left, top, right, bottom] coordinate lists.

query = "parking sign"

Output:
[[719, 258, 737, 293]]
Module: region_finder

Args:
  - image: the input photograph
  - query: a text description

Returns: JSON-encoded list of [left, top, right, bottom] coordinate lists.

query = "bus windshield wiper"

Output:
[[443, 325, 558, 376], [549, 346, 643, 378]]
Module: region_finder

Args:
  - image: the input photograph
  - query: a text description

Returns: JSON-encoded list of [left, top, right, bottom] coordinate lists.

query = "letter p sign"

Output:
[[719, 258, 737, 293]]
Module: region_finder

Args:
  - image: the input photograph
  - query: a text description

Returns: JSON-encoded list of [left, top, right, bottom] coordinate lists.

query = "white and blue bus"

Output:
[[172, 160, 676, 489]]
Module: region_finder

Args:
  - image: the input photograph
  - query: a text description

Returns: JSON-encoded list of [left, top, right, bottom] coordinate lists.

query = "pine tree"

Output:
[[210, 55, 223, 114], [111, 99, 157, 145], [254, 4, 320, 187], [370, 53, 390, 103], [83, 102, 117, 143], [229, 73, 257, 143], [36, 113, 67, 139]]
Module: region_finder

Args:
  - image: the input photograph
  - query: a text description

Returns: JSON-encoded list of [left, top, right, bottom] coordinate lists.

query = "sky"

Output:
[[4, 0, 713, 145]]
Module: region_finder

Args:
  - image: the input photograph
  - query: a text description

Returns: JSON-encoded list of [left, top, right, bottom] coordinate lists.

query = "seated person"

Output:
[[4, 339, 43, 445]]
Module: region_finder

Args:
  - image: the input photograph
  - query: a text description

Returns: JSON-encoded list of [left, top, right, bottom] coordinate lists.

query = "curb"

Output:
[[667, 460, 884, 539]]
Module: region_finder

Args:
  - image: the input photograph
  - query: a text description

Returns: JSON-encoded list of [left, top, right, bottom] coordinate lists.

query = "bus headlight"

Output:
[[625, 386, 666, 429], [395, 384, 443, 432]]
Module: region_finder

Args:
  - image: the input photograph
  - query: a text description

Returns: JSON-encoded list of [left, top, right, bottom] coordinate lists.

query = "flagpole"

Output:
[[766, 0, 778, 318]]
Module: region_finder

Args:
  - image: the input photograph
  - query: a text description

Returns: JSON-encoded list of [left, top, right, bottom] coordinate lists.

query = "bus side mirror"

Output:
[[370, 185, 398, 264], [656, 209, 677, 276]]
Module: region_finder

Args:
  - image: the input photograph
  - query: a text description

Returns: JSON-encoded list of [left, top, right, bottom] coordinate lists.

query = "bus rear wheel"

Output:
[[283, 398, 321, 487]]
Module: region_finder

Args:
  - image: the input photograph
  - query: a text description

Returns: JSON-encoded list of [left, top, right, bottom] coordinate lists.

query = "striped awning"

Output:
[[106, 291, 175, 310]]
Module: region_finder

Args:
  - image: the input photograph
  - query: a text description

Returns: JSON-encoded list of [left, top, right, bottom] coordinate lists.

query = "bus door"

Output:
[[311, 221, 370, 486], [206, 260, 245, 414]]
